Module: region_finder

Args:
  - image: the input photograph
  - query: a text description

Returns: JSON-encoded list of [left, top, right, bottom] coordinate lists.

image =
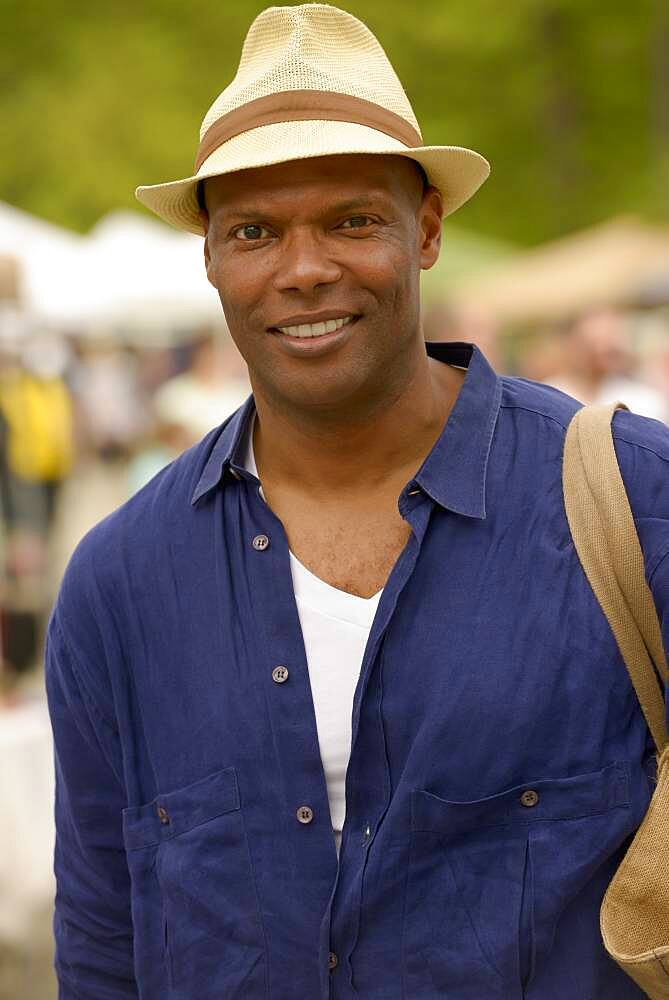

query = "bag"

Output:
[[0, 371, 74, 482], [563, 400, 669, 998]]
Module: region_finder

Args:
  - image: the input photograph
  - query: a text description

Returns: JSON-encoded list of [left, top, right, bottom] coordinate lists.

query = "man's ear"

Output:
[[200, 210, 216, 288], [418, 186, 443, 272]]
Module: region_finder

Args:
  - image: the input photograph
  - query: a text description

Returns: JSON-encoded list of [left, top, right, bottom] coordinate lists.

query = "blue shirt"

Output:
[[45, 341, 669, 1000]]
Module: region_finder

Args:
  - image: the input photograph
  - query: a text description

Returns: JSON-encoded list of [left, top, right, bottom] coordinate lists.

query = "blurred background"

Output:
[[1, 1, 668, 995]]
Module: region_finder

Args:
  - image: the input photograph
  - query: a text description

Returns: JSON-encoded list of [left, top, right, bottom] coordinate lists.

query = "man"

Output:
[[549, 307, 669, 424], [45, 5, 669, 999]]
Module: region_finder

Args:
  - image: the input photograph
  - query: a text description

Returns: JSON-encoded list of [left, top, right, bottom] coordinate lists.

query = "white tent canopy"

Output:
[[0, 201, 86, 325], [81, 212, 222, 332], [0, 203, 222, 336]]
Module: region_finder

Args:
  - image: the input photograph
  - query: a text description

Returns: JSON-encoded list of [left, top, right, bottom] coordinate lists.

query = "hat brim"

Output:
[[135, 120, 490, 236]]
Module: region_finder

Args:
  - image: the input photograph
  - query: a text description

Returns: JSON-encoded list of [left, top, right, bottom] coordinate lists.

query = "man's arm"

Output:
[[45, 611, 138, 999]]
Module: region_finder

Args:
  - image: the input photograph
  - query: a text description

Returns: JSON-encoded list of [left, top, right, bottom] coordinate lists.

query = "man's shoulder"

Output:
[[499, 373, 582, 430], [54, 425, 225, 629], [499, 373, 669, 459], [95, 426, 220, 535], [610, 405, 669, 464], [496, 372, 669, 578], [497, 374, 669, 518]]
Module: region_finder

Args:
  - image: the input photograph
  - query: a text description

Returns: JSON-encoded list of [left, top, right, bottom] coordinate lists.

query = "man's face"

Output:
[[202, 154, 442, 413], [572, 309, 630, 379]]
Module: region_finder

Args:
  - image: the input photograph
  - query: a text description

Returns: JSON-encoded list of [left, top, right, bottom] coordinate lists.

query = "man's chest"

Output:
[[125, 488, 642, 810], [264, 491, 413, 598]]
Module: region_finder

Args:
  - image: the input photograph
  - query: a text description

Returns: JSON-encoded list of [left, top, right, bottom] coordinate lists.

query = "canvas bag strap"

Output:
[[563, 401, 669, 753]]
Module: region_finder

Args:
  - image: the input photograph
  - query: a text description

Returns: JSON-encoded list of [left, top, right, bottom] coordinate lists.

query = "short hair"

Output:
[[196, 179, 207, 214], [413, 160, 429, 193]]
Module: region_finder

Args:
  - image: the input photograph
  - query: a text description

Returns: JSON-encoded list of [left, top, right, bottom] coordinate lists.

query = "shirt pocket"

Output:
[[122, 766, 267, 999], [403, 761, 631, 1000]]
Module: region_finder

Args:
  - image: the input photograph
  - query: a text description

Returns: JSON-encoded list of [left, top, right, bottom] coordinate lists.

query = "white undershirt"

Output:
[[241, 413, 382, 856]]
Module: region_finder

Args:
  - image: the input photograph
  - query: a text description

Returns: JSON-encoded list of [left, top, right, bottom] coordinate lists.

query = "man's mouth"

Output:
[[272, 315, 356, 339]]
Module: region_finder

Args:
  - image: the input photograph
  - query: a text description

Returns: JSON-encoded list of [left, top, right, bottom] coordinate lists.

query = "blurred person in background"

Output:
[[128, 329, 250, 494], [152, 327, 250, 447], [548, 306, 669, 423], [422, 299, 504, 370], [0, 331, 74, 679], [517, 332, 569, 383], [69, 335, 149, 462], [636, 313, 669, 404], [0, 332, 73, 539]]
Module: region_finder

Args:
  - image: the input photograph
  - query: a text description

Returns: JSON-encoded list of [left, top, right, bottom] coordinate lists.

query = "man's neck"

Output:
[[250, 355, 466, 499]]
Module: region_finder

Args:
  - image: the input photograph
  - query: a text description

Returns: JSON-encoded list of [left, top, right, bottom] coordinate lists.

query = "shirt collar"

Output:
[[413, 341, 502, 518], [191, 391, 256, 504], [191, 340, 502, 519]]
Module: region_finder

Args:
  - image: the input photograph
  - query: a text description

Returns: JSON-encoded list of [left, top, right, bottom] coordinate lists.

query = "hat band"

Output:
[[194, 90, 422, 173]]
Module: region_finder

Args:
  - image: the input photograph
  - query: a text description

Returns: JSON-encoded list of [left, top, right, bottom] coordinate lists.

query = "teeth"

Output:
[[278, 316, 352, 338]]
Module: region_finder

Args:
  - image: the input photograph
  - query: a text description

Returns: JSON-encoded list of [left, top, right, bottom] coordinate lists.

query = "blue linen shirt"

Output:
[[45, 341, 669, 1000]]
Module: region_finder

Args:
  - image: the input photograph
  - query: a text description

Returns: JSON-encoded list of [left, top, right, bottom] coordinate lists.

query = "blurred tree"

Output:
[[0, 0, 665, 244], [651, 0, 669, 202]]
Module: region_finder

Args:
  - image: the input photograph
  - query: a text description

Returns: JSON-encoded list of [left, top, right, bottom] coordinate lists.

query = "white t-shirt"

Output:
[[241, 413, 382, 856]]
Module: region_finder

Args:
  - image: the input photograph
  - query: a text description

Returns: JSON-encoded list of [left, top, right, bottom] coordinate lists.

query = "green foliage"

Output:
[[1, 0, 666, 244]]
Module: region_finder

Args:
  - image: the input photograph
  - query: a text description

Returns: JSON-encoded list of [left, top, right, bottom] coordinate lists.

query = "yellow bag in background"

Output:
[[0, 372, 74, 482]]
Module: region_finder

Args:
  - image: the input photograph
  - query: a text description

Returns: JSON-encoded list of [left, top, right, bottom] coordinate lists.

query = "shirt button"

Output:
[[328, 951, 338, 971], [272, 665, 289, 683], [157, 805, 170, 825], [252, 533, 270, 551], [296, 805, 314, 824], [520, 789, 539, 808]]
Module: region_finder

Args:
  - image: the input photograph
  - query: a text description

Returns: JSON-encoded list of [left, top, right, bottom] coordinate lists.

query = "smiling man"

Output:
[[45, 5, 669, 1000], [197, 153, 467, 607]]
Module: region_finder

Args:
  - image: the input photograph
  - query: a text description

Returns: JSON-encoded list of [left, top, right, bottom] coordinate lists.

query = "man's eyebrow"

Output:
[[328, 195, 389, 212], [214, 205, 273, 221]]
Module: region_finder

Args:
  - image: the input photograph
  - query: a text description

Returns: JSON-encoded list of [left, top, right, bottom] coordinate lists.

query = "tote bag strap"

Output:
[[562, 401, 668, 753]]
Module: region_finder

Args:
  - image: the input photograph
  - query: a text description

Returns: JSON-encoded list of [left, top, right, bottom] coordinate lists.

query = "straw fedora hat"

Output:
[[135, 4, 490, 236]]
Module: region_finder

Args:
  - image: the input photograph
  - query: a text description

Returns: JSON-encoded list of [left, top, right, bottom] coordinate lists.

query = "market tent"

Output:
[[452, 217, 669, 324], [0, 202, 86, 324], [80, 211, 221, 335], [421, 223, 514, 303], [0, 203, 222, 335]]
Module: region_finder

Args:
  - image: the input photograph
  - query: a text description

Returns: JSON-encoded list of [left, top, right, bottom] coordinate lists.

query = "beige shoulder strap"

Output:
[[562, 401, 668, 753]]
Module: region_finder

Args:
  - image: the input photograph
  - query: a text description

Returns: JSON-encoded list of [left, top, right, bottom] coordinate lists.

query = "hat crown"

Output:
[[200, 4, 421, 141]]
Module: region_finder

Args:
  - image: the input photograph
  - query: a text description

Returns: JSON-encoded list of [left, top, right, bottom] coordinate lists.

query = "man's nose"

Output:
[[272, 228, 342, 295]]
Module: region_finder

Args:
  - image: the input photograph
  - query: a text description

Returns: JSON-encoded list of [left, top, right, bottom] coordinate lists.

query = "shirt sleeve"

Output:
[[45, 612, 139, 999]]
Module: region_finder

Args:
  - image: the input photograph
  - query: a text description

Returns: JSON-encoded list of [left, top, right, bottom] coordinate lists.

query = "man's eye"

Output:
[[234, 224, 271, 241], [340, 216, 374, 230]]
